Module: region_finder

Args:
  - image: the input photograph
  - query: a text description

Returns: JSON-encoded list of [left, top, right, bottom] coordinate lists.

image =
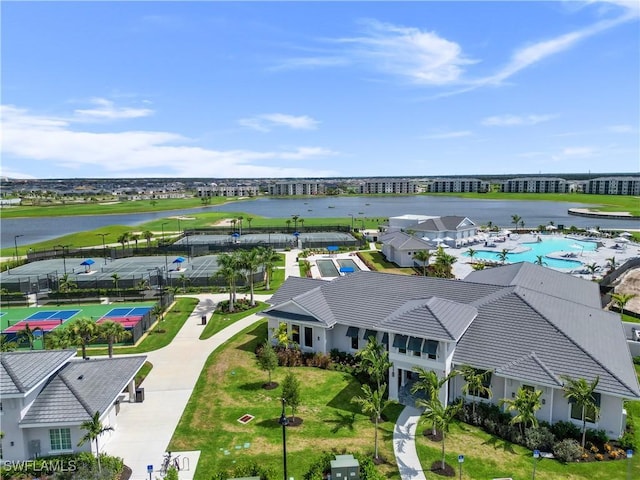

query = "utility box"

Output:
[[331, 454, 359, 480], [135, 387, 145, 403]]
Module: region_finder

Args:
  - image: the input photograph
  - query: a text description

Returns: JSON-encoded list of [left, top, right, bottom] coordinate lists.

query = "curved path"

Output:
[[393, 406, 426, 480]]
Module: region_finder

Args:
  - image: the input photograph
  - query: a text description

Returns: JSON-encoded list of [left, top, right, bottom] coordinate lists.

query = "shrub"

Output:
[[619, 431, 637, 451], [594, 453, 604, 461], [525, 426, 556, 452], [553, 439, 583, 463], [550, 421, 581, 441], [585, 428, 608, 448]]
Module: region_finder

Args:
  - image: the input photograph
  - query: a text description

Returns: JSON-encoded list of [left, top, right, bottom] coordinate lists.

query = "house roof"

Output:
[[20, 355, 147, 425], [0, 350, 77, 396], [380, 231, 433, 251], [415, 216, 474, 232], [265, 265, 640, 399]]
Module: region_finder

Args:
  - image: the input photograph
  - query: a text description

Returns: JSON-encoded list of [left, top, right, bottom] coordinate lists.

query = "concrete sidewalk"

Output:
[[393, 406, 426, 480]]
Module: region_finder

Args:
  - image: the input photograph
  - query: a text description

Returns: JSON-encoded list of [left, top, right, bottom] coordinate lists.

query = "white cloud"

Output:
[[74, 98, 154, 120], [239, 113, 320, 132], [269, 56, 350, 71], [339, 19, 476, 85], [608, 124, 636, 133], [424, 130, 472, 139], [1, 105, 338, 178], [551, 146, 597, 161], [481, 114, 557, 127]]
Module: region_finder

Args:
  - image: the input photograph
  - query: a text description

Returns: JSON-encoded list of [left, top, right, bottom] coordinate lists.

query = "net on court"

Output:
[[3, 319, 65, 334]]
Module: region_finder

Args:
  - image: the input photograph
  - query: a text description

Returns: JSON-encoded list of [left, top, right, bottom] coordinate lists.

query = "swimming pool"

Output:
[[337, 258, 360, 273], [316, 259, 340, 277], [465, 237, 597, 269]]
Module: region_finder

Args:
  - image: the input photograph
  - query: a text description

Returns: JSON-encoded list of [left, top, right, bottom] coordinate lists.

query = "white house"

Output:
[[379, 231, 434, 268], [263, 263, 640, 439], [385, 215, 479, 247], [0, 350, 146, 461]]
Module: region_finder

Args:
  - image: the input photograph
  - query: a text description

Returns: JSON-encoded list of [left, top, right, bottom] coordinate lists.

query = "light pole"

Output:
[[14, 234, 24, 261], [278, 398, 289, 480], [161, 222, 168, 244], [348, 213, 354, 231], [627, 450, 633, 480], [96, 233, 110, 265], [56, 244, 71, 275], [532, 449, 540, 480]]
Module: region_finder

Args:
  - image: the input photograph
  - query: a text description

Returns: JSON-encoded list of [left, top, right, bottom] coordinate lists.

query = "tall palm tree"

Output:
[[45, 327, 74, 350], [433, 246, 457, 278], [561, 375, 600, 449], [466, 248, 477, 263], [499, 387, 543, 435], [519, 219, 525, 230], [98, 320, 131, 358], [78, 411, 114, 473], [413, 250, 432, 276], [178, 273, 190, 293], [497, 249, 510, 265], [611, 292, 636, 312], [410, 367, 457, 435], [151, 304, 165, 322], [58, 273, 77, 293], [17, 323, 43, 350], [142, 230, 153, 248], [111, 273, 121, 296], [285, 219, 291, 231], [299, 218, 305, 229], [239, 248, 261, 306], [511, 214, 521, 231], [356, 337, 391, 392], [117, 232, 130, 252], [68, 317, 98, 359], [215, 252, 241, 312], [246, 217, 253, 228], [291, 215, 300, 231], [351, 383, 390, 460], [416, 396, 462, 471], [459, 365, 493, 415], [130, 233, 140, 250], [237, 216, 244, 235], [258, 246, 281, 290]]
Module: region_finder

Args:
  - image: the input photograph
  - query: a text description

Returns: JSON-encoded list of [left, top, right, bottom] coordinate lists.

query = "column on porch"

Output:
[[127, 379, 137, 403]]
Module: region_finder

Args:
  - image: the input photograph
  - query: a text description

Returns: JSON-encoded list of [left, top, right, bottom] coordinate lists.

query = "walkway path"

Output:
[[393, 406, 426, 480]]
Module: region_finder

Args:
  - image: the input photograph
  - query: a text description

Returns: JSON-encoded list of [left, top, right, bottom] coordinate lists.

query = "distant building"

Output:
[[197, 183, 259, 197], [427, 178, 490, 193], [500, 177, 570, 193], [268, 182, 326, 196], [585, 176, 640, 195], [360, 179, 418, 194]]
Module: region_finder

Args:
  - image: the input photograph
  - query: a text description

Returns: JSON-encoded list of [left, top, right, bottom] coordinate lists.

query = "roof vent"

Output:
[[77, 375, 84, 380]]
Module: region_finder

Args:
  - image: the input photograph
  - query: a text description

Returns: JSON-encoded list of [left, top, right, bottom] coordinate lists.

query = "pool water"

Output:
[[466, 237, 597, 269], [337, 258, 360, 273], [316, 259, 340, 277]]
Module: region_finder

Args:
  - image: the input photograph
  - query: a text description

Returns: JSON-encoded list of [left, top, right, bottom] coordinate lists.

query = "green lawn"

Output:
[[170, 320, 403, 480], [199, 302, 268, 339]]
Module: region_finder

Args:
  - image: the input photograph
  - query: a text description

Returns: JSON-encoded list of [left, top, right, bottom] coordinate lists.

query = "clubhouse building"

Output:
[[263, 263, 640, 439]]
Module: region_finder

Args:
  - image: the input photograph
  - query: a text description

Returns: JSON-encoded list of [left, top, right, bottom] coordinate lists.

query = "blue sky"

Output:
[[2, 1, 638, 179]]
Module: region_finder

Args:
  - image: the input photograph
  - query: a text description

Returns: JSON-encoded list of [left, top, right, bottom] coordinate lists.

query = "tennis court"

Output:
[[25, 309, 81, 321]]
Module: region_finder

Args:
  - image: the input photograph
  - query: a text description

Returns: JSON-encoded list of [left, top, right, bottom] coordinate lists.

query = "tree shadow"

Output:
[[323, 411, 357, 434], [482, 435, 517, 454], [326, 377, 364, 414], [235, 323, 267, 352], [237, 381, 266, 392]]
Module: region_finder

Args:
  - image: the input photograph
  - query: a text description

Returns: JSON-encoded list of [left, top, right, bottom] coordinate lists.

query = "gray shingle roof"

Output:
[[20, 355, 147, 425], [494, 352, 563, 387], [1, 350, 77, 396], [379, 297, 477, 341], [464, 262, 601, 308], [381, 231, 433, 250], [267, 276, 326, 306], [416, 216, 472, 232]]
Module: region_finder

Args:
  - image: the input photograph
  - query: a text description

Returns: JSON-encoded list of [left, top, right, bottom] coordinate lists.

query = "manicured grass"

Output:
[[135, 361, 154, 386], [199, 302, 268, 339], [170, 320, 402, 480], [358, 251, 414, 275], [85, 297, 198, 355]]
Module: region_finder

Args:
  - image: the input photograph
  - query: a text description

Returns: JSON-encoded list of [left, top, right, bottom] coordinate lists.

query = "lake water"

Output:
[[2, 196, 637, 249]]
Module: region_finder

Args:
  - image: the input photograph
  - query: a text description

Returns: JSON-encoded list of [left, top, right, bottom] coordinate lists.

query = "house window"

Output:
[[523, 384, 534, 393], [291, 325, 300, 344], [570, 393, 601, 423], [345, 327, 359, 350], [304, 327, 313, 348], [49, 428, 72, 451], [393, 334, 408, 354], [422, 340, 438, 360], [408, 337, 423, 357], [351, 336, 359, 350]]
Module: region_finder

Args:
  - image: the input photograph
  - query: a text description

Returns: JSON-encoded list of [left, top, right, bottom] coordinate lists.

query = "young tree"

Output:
[[273, 322, 295, 350], [151, 304, 165, 322], [497, 249, 510, 265], [459, 365, 493, 415], [499, 387, 543, 435], [561, 375, 600, 449], [356, 337, 391, 392], [412, 250, 432, 276], [178, 273, 190, 293], [534, 255, 547, 266], [99, 320, 132, 358], [257, 340, 279, 388], [417, 396, 462, 471], [17, 323, 42, 350], [351, 383, 390, 460], [611, 292, 636, 312], [0, 335, 18, 352], [410, 367, 457, 435], [281, 371, 301, 422], [466, 248, 477, 263], [433, 246, 457, 278], [77, 411, 114, 473]]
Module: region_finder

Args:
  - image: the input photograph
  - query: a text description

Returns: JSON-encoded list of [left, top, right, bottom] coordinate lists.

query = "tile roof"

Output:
[[0, 350, 77, 396], [380, 231, 433, 250], [20, 355, 147, 425], [494, 352, 563, 387]]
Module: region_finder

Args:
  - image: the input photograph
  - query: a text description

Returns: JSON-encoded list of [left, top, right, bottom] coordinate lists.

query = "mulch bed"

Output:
[[430, 461, 456, 477], [119, 465, 132, 480], [423, 429, 444, 442], [287, 416, 304, 427], [263, 381, 279, 390]]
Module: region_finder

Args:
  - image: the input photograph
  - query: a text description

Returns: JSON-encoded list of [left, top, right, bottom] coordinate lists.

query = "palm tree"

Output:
[[17, 323, 43, 350], [413, 250, 432, 276], [58, 273, 77, 293], [78, 411, 114, 473], [497, 249, 510, 265], [258, 246, 281, 290], [285, 219, 291, 231], [136, 279, 149, 292], [585, 262, 599, 279], [143, 230, 153, 248], [237, 216, 244, 235], [45, 327, 74, 350], [178, 273, 190, 293], [459, 365, 493, 415], [416, 396, 462, 471], [299, 218, 305, 229], [0, 335, 18, 352], [355, 337, 391, 392], [511, 214, 521, 231], [534, 255, 547, 266], [246, 217, 253, 228], [351, 384, 390, 461], [291, 215, 300, 231], [410, 367, 457, 435], [130, 233, 140, 250], [466, 248, 477, 263], [433, 246, 456, 278], [606, 256, 618, 273], [117, 232, 130, 252], [99, 320, 132, 358], [519, 219, 525, 230], [561, 375, 600, 449], [215, 252, 241, 312], [111, 273, 121, 296], [499, 387, 543, 435], [68, 317, 98, 359], [611, 292, 636, 312], [239, 248, 261, 306]]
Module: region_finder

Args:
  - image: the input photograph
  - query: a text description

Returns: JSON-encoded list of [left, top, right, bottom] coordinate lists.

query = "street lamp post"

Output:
[[278, 398, 289, 480], [627, 450, 633, 480], [14, 234, 24, 261], [96, 233, 110, 265], [161, 222, 168, 244], [532, 449, 540, 480], [348, 213, 354, 231], [56, 244, 71, 275]]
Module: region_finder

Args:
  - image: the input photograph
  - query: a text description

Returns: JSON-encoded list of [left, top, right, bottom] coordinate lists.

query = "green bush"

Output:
[[552, 438, 583, 463], [550, 420, 581, 441], [619, 431, 636, 451], [525, 426, 556, 451]]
